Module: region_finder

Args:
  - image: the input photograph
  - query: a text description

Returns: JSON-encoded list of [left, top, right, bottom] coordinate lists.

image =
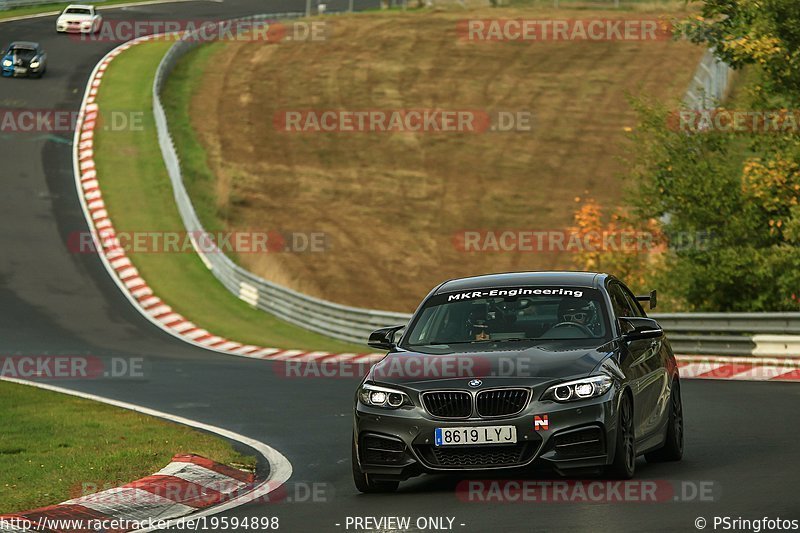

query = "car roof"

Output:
[[64, 4, 95, 9], [8, 41, 39, 49], [435, 271, 608, 293]]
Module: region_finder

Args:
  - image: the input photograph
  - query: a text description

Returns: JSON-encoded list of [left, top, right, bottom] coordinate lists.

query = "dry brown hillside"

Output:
[[184, 7, 703, 312]]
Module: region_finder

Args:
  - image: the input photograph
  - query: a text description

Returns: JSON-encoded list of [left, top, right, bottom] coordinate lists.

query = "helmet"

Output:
[[466, 303, 491, 338]]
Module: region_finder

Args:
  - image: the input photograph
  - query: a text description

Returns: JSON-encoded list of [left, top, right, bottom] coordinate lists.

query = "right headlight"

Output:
[[358, 382, 411, 409], [541, 375, 614, 403], [2, 60, 11, 67]]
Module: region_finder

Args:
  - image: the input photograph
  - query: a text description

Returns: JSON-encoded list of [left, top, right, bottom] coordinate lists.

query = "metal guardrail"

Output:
[[152, 18, 800, 354], [152, 14, 411, 344], [684, 48, 732, 110], [0, 0, 55, 9], [652, 314, 800, 356]]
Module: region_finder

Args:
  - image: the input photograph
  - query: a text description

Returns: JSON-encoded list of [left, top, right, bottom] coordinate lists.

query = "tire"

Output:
[[606, 392, 636, 479], [645, 380, 684, 463], [351, 436, 399, 493]]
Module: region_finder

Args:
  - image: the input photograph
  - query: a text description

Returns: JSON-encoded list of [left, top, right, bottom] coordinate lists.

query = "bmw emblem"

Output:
[[468, 379, 482, 388]]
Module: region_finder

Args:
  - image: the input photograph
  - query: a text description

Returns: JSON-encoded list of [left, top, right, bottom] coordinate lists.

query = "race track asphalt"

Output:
[[1, 3, 798, 531]]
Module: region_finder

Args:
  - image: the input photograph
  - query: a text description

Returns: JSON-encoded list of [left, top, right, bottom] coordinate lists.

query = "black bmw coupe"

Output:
[[352, 271, 683, 492]]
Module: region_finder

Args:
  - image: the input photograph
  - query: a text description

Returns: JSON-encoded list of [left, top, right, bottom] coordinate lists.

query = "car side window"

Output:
[[607, 283, 635, 319], [621, 286, 646, 318]]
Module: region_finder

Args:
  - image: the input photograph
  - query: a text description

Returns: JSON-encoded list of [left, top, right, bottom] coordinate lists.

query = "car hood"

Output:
[[367, 343, 615, 390], [4, 53, 35, 66]]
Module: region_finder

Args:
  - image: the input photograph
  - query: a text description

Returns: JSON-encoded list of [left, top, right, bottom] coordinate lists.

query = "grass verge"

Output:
[[0, 380, 255, 513], [92, 40, 365, 352]]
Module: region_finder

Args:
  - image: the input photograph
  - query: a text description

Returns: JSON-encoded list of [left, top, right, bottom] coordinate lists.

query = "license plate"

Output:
[[435, 425, 517, 446], [15, 67, 27, 75]]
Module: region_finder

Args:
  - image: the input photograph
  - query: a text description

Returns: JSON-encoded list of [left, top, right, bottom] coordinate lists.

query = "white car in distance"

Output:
[[56, 5, 103, 34]]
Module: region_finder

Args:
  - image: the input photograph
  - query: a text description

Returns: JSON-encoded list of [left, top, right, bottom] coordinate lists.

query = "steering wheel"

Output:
[[488, 298, 532, 327], [549, 322, 594, 337]]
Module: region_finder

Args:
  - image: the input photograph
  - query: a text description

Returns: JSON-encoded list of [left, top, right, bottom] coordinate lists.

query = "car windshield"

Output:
[[64, 8, 91, 14], [404, 286, 609, 347], [9, 47, 35, 59]]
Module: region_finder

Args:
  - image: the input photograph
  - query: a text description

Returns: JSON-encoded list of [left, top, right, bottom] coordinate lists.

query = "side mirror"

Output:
[[635, 290, 657, 310], [367, 325, 405, 351], [618, 317, 663, 342]]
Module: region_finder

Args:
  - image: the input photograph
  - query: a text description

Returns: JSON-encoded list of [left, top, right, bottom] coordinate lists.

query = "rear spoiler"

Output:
[[636, 290, 657, 310]]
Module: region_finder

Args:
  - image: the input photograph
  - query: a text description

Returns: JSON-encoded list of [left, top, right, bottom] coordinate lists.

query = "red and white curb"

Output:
[[676, 355, 800, 382], [0, 455, 255, 532], [70, 36, 798, 384], [0, 377, 292, 532], [70, 35, 384, 368]]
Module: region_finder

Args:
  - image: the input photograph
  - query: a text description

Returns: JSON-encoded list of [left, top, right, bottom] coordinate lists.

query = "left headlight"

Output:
[[30, 61, 40, 69], [358, 382, 411, 409], [541, 375, 614, 403]]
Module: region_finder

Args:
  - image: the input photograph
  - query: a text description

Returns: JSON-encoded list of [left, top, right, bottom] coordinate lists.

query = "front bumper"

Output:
[[354, 387, 620, 480], [57, 22, 93, 33], [2, 65, 42, 77]]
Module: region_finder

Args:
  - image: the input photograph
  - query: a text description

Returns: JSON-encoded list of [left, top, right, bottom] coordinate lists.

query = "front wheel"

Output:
[[352, 436, 399, 493], [645, 380, 684, 462], [606, 393, 636, 479]]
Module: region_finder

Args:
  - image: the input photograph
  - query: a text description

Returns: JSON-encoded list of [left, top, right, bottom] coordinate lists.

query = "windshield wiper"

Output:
[[424, 337, 530, 346], [425, 340, 488, 346]]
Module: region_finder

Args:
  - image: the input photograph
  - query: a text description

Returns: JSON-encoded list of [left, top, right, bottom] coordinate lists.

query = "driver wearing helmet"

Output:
[[556, 298, 600, 336], [466, 304, 491, 341]]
